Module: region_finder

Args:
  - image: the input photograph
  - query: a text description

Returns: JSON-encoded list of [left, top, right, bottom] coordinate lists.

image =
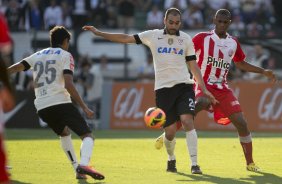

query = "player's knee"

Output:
[[181, 120, 194, 131], [60, 127, 70, 136], [235, 120, 249, 133], [196, 97, 211, 110], [80, 133, 94, 140], [164, 129, 176, 140], [165, 133, 175, 141]]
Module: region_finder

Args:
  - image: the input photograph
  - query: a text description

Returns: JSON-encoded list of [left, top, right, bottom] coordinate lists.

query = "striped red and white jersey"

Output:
[[193, 30, 245, 91]]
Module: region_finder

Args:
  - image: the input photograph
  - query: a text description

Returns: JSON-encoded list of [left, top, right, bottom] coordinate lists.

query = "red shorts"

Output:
[[196, 85, 242, 125], [0, 135, 9, 182]]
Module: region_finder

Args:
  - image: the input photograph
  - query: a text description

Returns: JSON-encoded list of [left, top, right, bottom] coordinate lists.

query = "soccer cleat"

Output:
[[76, 172, 87, 179], [167, 160, 177, 172], [76, 165, 105, 180], [191, 165, 203, 174], [155, 133, 164, 150], [247, 163, 261, 172]]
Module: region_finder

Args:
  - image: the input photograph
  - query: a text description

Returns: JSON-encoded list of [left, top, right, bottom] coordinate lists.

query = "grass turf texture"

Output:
[[5, 129, 282, 184]]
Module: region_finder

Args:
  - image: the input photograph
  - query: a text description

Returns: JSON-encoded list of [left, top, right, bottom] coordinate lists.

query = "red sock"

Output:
[[239, 133, 254, 165]]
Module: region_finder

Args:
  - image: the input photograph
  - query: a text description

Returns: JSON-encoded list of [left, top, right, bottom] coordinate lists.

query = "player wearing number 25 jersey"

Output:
[[22, 47, 74, 110], [7, 26, 104, 180]]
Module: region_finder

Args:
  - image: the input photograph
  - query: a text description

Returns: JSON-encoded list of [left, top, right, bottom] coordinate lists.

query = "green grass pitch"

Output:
[[5, 129, 282, 184]]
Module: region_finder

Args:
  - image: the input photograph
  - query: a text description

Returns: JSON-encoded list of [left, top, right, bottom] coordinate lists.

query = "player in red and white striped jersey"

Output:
[[194, 9, 276, 172]]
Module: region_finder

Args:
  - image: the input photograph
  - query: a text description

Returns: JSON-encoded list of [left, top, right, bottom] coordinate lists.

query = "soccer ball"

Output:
[[144, 107, 166, 129]]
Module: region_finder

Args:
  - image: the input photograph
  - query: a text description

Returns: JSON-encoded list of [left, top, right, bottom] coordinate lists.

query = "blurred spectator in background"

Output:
[[91, 0, 109, 27], [146, 5, 163, 29], [117, 0, 137, 28], [272, 0, 282, 27], [71, 0, 90, 28], [13, 52, 33, 91], [243, 44, 269, 80], [76, 58, 94, 100], [164, 0, 187, 11], [137, 53, 154, 82], [0, 0, 9, 14], [246, 21, 263, 37], [75, 55, 104, 121], [229, 14, 245, 37], [44, 0, 63, 30], [89, 59, 105, 120], [106, 6, 118, 28], [5, 0, 21, 31], [61, 0, 73, 29], [149, 0, 164, 9], [182, 5, 204, 29], [21, 0, 43, 31], [98, 54, 111, 75], [241, 0, 257, 24], [206, 0, 226, 12], [265, 56, 276, 70]]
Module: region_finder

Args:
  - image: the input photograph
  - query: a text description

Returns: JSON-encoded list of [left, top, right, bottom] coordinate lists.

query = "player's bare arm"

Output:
[[187, 60, 218, 104], [7, 62, 25, 74], [64, 74, 94, 119], [235, 61, 277, 82], [82, 25, 136, 44]]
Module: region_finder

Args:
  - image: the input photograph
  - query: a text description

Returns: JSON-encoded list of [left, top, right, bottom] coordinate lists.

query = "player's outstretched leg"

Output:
[[155, 132, 165, 150]]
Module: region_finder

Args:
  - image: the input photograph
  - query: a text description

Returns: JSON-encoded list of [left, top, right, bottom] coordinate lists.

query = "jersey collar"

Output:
[[211, 29, 229, 39], [163, 29, 180, 36]]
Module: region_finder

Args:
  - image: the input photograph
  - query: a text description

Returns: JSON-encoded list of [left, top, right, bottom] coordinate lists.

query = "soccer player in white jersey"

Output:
[[156, 9, 277, 172], [82, 7, 217, 174], [7, 26, 105, 180]]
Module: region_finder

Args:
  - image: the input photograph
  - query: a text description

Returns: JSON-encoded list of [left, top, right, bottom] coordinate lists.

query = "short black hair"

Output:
[[215, 9, 231, 19], [50, 26, 71, 48], [164, 7, 181, 20]]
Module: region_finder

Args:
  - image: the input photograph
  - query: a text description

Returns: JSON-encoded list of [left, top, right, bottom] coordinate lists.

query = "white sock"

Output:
[[80, 137, 94, 166], [164, 136, 176, 161], [60, 135, 78, 171], [186, 129, 198, 166]]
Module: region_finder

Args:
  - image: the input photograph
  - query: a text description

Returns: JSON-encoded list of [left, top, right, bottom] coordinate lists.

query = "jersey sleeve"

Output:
[[63, 53, 75, 74], [233, 39, 246, 62], [192, 32, 204, 52], [23, 53, 37, 69], [136, 30, 154, 47]]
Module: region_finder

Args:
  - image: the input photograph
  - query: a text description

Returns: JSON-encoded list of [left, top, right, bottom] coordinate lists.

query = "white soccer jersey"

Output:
[[135, 29, 195, 90], [193, 30, 246, 90], [23, 47, 74, 110]]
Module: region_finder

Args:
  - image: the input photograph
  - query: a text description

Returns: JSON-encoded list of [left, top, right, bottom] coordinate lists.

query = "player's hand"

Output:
[[263, 69, 277, 83], [203, 90, 219, 105], [82, 25, 98, 34], [83, 107, 94, 119]]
